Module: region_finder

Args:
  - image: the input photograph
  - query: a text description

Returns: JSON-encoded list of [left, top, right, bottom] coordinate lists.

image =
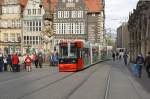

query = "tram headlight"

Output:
[[59, 59, 64, 63], [72, 59, 77, 63]]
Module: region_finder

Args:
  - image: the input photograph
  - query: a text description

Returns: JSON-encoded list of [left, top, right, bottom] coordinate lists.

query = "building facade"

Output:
[[54, 0, 87, 46], [117, 22, 129, 49], [22, 0, 45, 53], [0, 0, 22, 54], [128, 0, 150, 61], [86, 0, 104, 44]]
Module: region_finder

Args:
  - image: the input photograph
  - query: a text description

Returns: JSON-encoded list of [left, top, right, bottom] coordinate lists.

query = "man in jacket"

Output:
[[136, 53, 145, 78], [12, 53, 19, 72], [145, 52, 150, 78]]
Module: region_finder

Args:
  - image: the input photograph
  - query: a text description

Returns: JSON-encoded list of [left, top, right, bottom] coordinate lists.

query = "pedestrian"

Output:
[[25, 55, 32, 72], [34, 53, 39, 68], [123, 52, 128, 65], [3, 55, 8, 71], [38, 54, 43, 68], [19, 54, 24, 71], [49, 53, 52, 66], [0, 53, 4, 72], [136, 53, 144, 78], [116, 52, 119, 60], [144, 52, 150, 78], [119, 52, 122, 60], [7, 54, 12, 72], [112, 52, 116, 61], [12, 53, 19, 72]]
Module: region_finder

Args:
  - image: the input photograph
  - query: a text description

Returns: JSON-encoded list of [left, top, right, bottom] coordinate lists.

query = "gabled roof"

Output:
[[84, 0, 104, 12], [42, 0, 57, 12], [0, 0, 4, 5], [20, 0, 57, 12], [20, 0, 28, 7], [14, 0, 103, 13]]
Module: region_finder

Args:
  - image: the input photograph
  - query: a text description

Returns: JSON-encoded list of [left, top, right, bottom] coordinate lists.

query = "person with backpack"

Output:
[[0, 53, 4, 72], [25, 55, 32, 72], [136, 53, 145, 78], [145, 52, 150, 78]]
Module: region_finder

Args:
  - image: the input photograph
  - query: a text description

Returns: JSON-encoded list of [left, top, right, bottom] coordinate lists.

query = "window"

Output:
[[58, 11, 61, 18], [3, 33, 8, 42], [36, 36, 38, 44], [10, 34, 15, 42], [16, 33, 20, 42], [28, 9, 31, 15], [24, 36, 26, 44], [68, 0, 73, 2], [33, 9, 36, 15], [33, 36, 35, 45], [38, 9, 41, 14]]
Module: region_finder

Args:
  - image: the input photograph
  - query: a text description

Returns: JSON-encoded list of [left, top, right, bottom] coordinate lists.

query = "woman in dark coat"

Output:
[[7, 54, 12, 71], [0, 53, 4, 72]]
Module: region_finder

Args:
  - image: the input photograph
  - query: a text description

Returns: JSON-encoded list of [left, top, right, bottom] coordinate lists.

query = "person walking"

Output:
[[49, 53, 52, 66], [25, 55, 32, 72], [0, 53, 4, 72], [145, 52, 150, 78], [112, 52, 116, 61], [19, 54, 24, 71], [3, 55, 8, 71], [136, 54, 144, 78], [34, 54, 39, 68], [123, 52, 128, 65], [12, 53, 19, 72], [7, 54, 12, 72], [116, 52, 119, 60], [38, 54, 43, 68]]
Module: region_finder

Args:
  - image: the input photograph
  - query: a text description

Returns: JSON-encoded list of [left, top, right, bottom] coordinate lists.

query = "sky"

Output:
[[105, 0, 139, 33]]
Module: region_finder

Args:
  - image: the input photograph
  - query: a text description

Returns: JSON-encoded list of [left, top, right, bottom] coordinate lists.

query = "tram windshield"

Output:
[[59, 43, 78, 58], [70, 43, 77, 58]]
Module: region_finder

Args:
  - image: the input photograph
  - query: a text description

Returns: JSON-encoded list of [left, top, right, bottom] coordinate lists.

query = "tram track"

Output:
[[0, 67, 52, 85], [19, 62, 108, 99], [18, 72, 76, 99], [0, 60, 111, 99], [0, 71, 60, 90], [104, 69, 111, 99], [58, 62, 111, 99]]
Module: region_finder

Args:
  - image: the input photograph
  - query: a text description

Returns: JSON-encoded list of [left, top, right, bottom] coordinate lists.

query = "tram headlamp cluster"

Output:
[[59, 58, 77, 64], [72, 59, 76, 63]]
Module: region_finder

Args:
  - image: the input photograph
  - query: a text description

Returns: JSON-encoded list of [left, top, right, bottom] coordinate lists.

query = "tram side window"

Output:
[[77, 48, 82, 58], [70, 45, 77, 58], [82, 48, 89, 58], [60, 47, 68, 57]]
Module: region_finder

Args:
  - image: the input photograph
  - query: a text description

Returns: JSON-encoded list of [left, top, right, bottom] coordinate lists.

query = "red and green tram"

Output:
[[58, 41, 101, 72]]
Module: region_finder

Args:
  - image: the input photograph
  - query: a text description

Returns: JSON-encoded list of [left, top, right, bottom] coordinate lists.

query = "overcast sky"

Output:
[[105, 0, 139, 33]]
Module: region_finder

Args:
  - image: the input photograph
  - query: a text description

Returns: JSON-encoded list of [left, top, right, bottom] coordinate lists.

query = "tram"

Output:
[[58, 41, 101, 72]]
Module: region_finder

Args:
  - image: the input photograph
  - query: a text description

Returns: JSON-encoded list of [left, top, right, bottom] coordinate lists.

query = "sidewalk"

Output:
[[126, 61, 150, 92]]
